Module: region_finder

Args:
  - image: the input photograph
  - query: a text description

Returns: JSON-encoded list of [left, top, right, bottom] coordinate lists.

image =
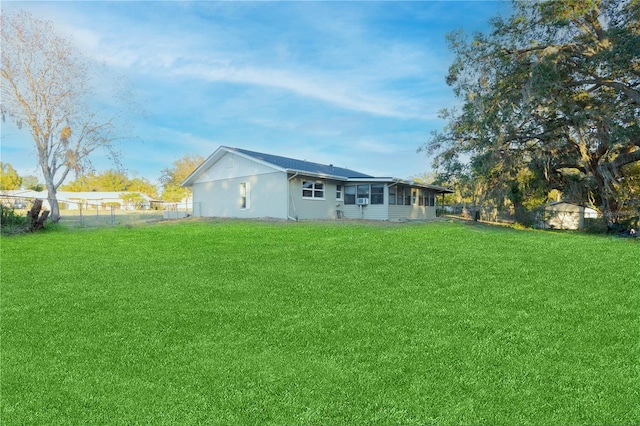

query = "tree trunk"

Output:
[[42, 166, 61, 223], [27, 199, 50, 232], [590, 162, 622, 231], [601, 195, 621, 232], [46, 187, 61, 223]]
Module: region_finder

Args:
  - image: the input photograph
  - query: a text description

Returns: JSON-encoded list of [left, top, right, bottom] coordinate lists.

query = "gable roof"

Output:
[[182, 146, 453, 193], [182, 146, 373, 186], [231, 147, 373, 179]]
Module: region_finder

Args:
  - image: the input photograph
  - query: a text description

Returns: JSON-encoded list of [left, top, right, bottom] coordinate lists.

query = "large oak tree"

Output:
[[424, 0, 640, 227]]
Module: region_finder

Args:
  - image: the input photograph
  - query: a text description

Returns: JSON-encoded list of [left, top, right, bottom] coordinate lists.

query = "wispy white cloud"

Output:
[[1, 0, 510, 181], [18, 1, 445, 120], [352, 139, 403, 155], [168, 63, 417, 118]]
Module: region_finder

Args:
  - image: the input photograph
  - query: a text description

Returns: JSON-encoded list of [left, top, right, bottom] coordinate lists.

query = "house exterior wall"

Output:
[[193, 172, 287, 219], [338, 184, 437, 221], [334, 183, 384, 220], [192, 152, 288, 219], [388, 205, 435, 220], [387, 187, 437, 220], [339, 183, 389, 220], [196, 151, 276, 181], [342, 204, 388, 220], [288, 176, 343, 219]]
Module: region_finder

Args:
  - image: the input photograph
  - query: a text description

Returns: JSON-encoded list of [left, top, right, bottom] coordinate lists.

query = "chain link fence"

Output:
[[0, 195, 194, 228]]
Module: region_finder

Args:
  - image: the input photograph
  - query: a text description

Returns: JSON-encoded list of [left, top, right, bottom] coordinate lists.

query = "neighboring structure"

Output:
[[543, 201, 599, 230], [182, 146, 453, 221], [0, 190, 154, 211]]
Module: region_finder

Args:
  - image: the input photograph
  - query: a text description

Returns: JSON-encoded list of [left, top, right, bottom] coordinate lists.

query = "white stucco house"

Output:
[[543, 201, 599, 230], [182, 146, 453, 221]]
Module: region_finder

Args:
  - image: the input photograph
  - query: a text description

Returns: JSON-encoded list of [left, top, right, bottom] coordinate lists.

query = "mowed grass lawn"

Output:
[[1, 220, 638, 425]]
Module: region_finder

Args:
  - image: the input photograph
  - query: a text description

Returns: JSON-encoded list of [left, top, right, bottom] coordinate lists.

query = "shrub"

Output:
[[0, 204, 28, 234], [584, 218, 608, 234]]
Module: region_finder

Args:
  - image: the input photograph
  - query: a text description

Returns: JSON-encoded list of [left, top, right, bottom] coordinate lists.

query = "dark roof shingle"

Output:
[[232, 147, 373, 179]]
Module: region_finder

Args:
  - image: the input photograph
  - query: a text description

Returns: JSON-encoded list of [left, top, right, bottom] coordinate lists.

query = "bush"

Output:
[[583, 218, 608, 234], [0, 204, 28, 234], [514, 207, 536, 228]]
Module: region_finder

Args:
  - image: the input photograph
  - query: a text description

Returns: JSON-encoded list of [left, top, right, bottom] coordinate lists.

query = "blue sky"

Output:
[[1, 1, 511, 186]]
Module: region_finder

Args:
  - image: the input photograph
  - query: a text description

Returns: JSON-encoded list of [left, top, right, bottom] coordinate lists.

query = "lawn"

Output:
[[1, 219, 638, 425]]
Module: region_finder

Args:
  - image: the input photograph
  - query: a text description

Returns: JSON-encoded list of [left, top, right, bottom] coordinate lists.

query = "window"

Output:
[[357, 184, 369, 202], [344, 185, 356, 204], [396, 187, 404, 206], [420, 189, 432, 206], [240, 182, 249, 209], [336, 184, 343, 201], [345, 184, 385, 205], [404, 187, 411, 206], [371, 184, 384, 204], [303, 181, 324, 199], [388, 186, 397, 205]]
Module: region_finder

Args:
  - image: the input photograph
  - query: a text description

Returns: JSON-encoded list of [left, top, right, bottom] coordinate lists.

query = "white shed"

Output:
[[544, 201, 599, 230]]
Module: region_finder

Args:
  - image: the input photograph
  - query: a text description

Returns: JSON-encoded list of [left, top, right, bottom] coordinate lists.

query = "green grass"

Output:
[[1, 220, 638, 425]]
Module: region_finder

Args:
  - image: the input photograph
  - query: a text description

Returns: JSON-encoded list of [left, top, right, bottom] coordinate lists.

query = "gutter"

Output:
[[286, 169, 349, 182]]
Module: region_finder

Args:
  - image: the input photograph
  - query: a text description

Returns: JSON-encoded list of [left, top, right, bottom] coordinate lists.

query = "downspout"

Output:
[[287, 172, 299, 221]]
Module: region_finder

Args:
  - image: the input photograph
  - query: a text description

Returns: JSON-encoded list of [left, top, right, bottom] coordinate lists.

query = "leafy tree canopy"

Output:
[[159, 155, 203, 202], [20, 175, 45, 191], [0, 162, 21, 190], [61, 170, 158, 198], [423, 0, 640, 227]]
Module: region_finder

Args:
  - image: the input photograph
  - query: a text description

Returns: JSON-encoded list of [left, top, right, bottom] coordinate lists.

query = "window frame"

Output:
[[371, 184, 384, 205], [344, 185, 356, 204], [356, 184, 370, 202], [388, 185, 397, 205], [302, 180, 325, 200], [240, 182, 250, 209]]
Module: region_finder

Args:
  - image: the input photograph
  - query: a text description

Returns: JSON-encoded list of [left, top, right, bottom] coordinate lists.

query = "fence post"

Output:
[[111, 205, 115, 226]]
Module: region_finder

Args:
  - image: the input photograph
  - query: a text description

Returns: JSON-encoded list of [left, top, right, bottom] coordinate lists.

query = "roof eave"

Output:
[[181, 147, 226, 188], [286, 169, 351, 181], [347, 177, 454, 193]]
